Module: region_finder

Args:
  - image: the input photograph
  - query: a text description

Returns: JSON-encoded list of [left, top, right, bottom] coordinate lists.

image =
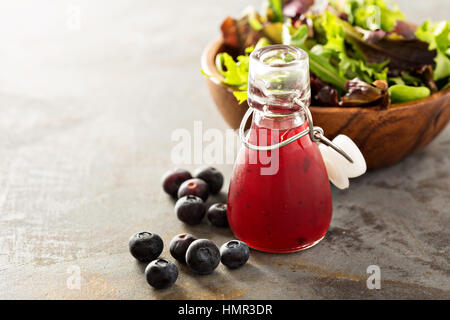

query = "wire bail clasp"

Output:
[[295, 97, 354, 164], [238, 97, 354, 164]]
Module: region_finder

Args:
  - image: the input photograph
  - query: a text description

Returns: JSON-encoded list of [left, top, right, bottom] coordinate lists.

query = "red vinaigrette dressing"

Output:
[[227, 45, 332, 253]]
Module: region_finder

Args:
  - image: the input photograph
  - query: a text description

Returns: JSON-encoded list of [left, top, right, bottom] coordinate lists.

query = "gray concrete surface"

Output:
[[0, 0, 448, 299]]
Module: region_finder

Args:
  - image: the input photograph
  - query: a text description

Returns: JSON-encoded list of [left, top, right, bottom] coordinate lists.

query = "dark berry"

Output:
[[170, 233, 197, 263], [207, 203, 229, 227], [162, 168, 192, 197], [185, 239, 220, 275], [220, 240, 250, 269], [177, 178, 209, 201], [129, 232, 163, 262], [175, 195, 206, 225], [194, 166, 224, 194], [145, 258, 178, 289]]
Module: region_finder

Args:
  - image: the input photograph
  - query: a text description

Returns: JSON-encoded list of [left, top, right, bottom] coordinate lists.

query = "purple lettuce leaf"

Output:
[[345, 23, 436, 74], [283, 0, 314, 18], [339, 78, 389, 108]]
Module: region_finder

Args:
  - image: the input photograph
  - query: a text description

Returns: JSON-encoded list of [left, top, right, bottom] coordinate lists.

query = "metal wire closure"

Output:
[[238, 97, 354, 163]]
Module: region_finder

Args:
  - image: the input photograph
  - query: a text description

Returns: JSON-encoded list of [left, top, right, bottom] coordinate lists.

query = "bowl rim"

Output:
[[201, 36, 450, 112]]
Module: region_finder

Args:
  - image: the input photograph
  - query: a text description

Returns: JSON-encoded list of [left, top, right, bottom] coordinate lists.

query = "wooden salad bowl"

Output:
[[201, 37, 450, 169]]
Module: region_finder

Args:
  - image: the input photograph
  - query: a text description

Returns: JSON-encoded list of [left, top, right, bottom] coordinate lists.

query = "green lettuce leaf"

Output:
[[214, 39, 273, 104], [282, 19, 347, 91], [233, 91, 248, 104], [267, 0, 284, 23], [215, 53, 248, 86], [331, 0, 405, 31], [317, 11, 388, 83], [282, 21, 309, 47], [416, 20, 450, 81]]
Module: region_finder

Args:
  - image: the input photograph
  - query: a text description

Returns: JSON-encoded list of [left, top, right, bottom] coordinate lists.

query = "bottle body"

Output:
[[227, 114, 332, 253]]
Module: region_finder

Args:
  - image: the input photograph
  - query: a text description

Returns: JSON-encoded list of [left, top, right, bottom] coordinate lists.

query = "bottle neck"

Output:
[[247, 45, 311, 116], [253, 109, 306, 131]]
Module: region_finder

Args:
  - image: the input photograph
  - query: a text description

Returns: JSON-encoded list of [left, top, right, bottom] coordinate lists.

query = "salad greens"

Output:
[[313, 10, 388, 83], [416, 20, 450, 81], [283, 20, 348, 91], [207, 0, 449, 107], [267, 0, 284, 22], [331, 0, 405, 31], [215, 43, 266, 103], [215, 50, 250, 103]]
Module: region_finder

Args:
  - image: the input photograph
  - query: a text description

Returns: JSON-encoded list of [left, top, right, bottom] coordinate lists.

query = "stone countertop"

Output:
[[0, 0, 448, 299]]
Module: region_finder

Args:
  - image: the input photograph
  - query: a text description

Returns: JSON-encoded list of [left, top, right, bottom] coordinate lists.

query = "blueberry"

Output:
[[145, 258, 178, 289], [185, 239, 220, 275], [177, 178, 209, 201], [129, 232, 163, 262], [194, 166, 224, 194], [220, 240, 250, 269], [169, 233, 197, 263], [207, 203, 228, 227], [175, 195, 206, 225], [162, 168, 192, 197]]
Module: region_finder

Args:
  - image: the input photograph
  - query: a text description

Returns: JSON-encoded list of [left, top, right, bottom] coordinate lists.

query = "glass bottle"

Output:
[[227, 45, 332, 253]]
